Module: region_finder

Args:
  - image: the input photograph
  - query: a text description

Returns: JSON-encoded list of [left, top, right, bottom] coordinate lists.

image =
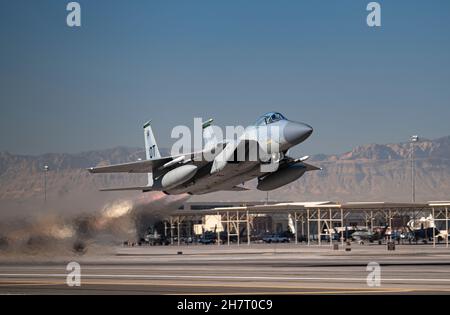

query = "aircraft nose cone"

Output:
[[284, 121, 313, 145]]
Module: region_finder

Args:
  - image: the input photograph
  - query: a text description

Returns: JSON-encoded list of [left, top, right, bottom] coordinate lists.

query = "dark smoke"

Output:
[[0, 192, 189, 258]]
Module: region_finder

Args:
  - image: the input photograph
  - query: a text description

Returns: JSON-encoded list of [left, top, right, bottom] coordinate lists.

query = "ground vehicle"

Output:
[[262, 234, 290, 243], [351, 230, 375, 243], [144, 231, 170, 246], [198, 232, 217, 245], [198, 237, 215, 245]]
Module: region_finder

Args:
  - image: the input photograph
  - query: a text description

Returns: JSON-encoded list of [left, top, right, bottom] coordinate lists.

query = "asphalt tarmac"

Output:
[[1, 244, 450, 294]]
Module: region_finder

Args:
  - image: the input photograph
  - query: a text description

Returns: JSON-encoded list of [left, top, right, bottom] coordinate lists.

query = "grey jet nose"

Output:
[[283, 121, 313, 145]]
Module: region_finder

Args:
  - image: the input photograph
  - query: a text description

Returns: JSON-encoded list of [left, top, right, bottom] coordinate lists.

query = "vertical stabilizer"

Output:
[[202, 118, 218, 151], [143, 120, 161, 186]]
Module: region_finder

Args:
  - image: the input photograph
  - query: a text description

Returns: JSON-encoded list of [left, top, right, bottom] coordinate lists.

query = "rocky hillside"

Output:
[[192, 136, 450, 202], [1, 137, 449, 211], [287, 136, 450, 202]]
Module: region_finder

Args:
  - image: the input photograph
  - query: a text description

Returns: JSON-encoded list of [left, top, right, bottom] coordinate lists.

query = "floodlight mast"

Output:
[[44, 165, 49, 203], [410, 135, 419, 203]]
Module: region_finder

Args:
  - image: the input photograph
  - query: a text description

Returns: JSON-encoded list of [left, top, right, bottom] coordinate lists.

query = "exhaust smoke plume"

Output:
[[0, 192, 189, 257]]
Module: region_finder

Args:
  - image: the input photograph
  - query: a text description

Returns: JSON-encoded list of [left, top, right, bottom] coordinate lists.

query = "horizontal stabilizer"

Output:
[[225, 186, 250, 192], [100, 185, 153, 192]]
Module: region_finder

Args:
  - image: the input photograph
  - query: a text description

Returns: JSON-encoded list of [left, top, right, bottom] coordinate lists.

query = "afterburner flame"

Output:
[[96, 200, 133, 229], [47, 225, 75, 239], [102, 200, 133, 219]]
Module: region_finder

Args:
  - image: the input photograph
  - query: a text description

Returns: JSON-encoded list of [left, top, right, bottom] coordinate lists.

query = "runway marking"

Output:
[[177, 290, 414, 295], [1, 273, 450, 283], [0, 278, 396, 289], [4, 278, 450, 294], [0, 279, 414, 294]]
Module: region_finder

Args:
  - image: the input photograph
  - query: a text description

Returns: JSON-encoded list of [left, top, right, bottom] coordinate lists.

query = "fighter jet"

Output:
[[88, 112, 320, 195]]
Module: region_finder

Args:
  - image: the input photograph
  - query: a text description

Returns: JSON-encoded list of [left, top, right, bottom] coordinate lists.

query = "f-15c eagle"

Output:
[[88, 112, 320, 195]]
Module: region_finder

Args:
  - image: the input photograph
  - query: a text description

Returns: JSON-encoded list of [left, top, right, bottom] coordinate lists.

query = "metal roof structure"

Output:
[[174, 201, 445, 216], [167, 200, 450, 248]]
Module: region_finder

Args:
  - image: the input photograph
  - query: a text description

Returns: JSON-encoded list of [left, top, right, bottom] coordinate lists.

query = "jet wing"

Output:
[[87, 148, 220, 174], [282, 155, 322, 171], [301, 162, 321, 171], [87, 157, 172, 174]]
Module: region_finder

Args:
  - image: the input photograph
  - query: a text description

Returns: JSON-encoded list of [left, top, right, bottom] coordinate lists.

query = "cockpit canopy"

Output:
[[255, 112, 287, 125]]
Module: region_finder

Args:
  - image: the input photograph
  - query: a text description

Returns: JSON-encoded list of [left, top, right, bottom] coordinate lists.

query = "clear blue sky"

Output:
[[1, 0, 449, 155]]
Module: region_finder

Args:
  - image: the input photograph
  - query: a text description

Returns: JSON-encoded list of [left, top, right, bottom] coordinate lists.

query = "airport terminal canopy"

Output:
[[255, 112, 286, 125]]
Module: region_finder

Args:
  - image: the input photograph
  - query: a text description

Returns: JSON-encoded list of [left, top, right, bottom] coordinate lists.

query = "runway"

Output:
[[1, 244, 450, 294]]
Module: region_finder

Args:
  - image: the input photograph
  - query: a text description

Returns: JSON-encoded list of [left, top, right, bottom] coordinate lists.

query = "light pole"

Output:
[[44, 165, 49, 203], [410, 135, 419, 203]]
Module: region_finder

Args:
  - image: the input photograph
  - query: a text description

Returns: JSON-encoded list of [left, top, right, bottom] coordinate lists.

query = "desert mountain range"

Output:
[[1, 136, 449, 216]]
